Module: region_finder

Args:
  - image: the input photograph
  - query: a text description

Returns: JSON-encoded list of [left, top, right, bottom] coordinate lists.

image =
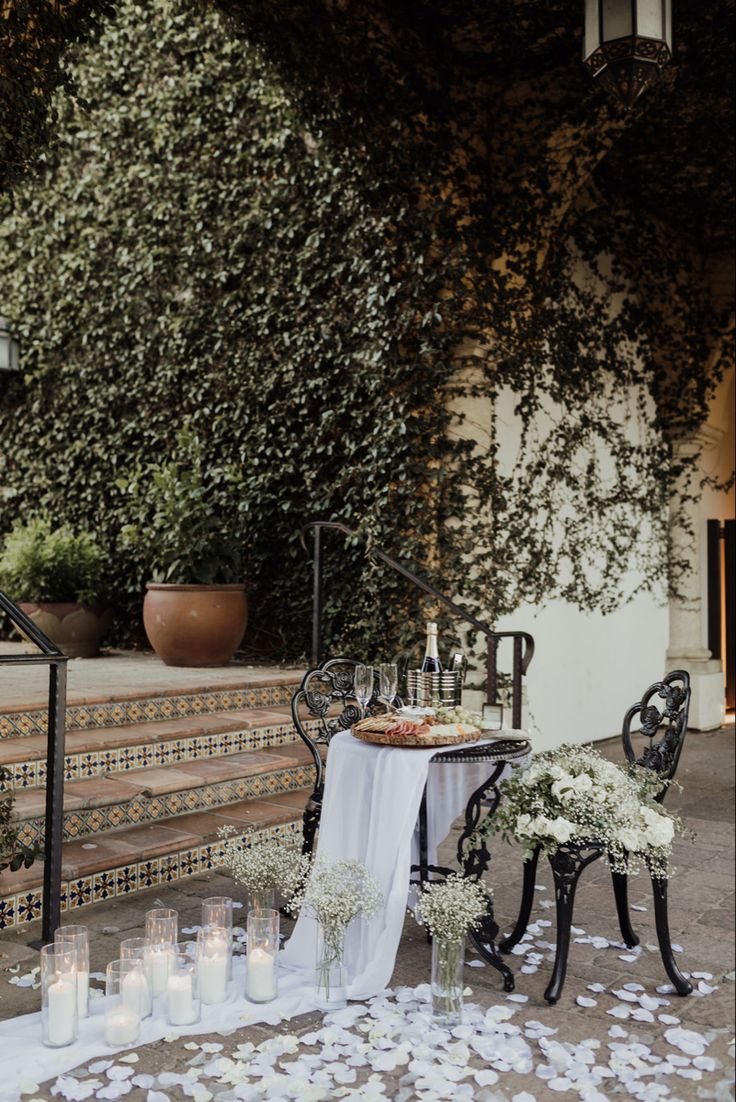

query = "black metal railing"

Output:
[[299, 521, 534, 729], [0, 591, 68, 945]]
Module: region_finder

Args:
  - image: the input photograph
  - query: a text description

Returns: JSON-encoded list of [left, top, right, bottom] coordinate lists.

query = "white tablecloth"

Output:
[[0, 728, 525, 1100]]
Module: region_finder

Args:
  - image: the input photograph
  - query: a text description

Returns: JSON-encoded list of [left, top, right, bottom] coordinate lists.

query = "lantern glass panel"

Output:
[[602, 0, 632, 41], [584, 0, 600, 57], [637, 0, 665, 39]]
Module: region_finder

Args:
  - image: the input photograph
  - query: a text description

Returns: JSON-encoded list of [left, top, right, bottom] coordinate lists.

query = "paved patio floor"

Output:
[[0, 725, 733, 1100]]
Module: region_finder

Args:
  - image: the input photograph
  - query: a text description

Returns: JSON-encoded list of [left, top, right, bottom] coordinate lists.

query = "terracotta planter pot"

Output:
[[18, 602, 111, 659], [143, 583, 248, 667]]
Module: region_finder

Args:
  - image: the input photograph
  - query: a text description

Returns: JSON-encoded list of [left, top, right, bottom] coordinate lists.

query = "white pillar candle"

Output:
[[76, 969, 90, 1019], [199, 933, 228, 1005], [144, 946, 171, 997], [121, 966, 151, 1018], [46, 979, 77, 1046], [246, 947, 276, 1002], [105, 1006, 139, 1046], [167, 972, 196, 1025]]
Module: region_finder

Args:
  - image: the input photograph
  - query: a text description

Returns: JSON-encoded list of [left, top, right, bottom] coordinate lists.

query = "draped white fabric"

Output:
[[0, 729, 524, 1100]]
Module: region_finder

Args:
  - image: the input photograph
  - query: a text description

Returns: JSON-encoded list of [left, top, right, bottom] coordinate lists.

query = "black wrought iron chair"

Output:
[[499, 670, 693, 1004], [291, 657, 387, 855]]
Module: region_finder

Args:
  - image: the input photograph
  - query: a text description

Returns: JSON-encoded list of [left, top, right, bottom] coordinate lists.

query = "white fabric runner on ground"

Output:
[[0, 728, 525, 1101]]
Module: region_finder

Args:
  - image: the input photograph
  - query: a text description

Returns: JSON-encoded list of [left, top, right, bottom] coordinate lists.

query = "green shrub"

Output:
[[0, 519, 105, 603], [118, 428, 245, 585]]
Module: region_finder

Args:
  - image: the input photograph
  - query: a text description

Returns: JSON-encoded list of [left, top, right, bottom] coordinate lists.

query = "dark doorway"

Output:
[[707, 518, 736, 712]]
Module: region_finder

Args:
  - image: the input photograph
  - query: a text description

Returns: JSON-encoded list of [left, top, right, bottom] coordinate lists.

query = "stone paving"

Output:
[[0, 725, 733, 1100], [0, 645, 301, 709]]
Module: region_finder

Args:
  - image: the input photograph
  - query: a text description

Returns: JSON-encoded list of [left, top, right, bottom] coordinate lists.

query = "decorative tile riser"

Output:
[[17, 765, 315, 847], [2, 720, 314, 792], [0, 820, 302, 930], [0, 683, 299, 740]]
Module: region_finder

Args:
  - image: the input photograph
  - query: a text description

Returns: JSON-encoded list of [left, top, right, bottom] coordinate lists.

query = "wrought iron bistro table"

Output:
[[412, 737, 531, 992]]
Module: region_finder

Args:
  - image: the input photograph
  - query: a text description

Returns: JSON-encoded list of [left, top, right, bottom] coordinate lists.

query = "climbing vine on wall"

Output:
[[0, 0, 733, 661]]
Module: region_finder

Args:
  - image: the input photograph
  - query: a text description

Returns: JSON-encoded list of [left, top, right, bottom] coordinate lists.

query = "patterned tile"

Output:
[[0, 683, 299, 739], [0, 817, 304, 930]]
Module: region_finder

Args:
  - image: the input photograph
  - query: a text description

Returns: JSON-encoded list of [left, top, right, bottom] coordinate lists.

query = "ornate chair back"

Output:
[[621, 670, 691, 801], [291, 657, 378, 793]]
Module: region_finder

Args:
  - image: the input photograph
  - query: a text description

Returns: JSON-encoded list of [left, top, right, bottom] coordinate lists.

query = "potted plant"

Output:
[[118, 429, 248, 667], [0, 518, 109, 657]]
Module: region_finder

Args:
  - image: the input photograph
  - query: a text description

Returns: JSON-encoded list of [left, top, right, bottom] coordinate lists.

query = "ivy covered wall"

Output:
[[0, 0, 733, 663]]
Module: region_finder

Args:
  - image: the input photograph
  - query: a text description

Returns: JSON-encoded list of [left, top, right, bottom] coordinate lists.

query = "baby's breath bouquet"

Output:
[[289, 858, 382, 1010], [218, 829, 310, 909], [417, 875, 489, 1024], [489, 744, 684, 877]]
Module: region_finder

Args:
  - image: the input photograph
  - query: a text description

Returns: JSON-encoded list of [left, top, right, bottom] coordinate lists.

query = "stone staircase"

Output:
[[0, 667, 313, 931]]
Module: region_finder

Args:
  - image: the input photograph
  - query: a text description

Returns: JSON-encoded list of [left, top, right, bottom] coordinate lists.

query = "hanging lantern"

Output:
[[0, 317, 19, 373], [583, 0, 673, 107]]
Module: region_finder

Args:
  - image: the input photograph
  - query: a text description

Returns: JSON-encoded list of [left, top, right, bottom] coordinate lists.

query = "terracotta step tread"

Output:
[[0, 706, 297, 764], [11, 743, 316, 820], [0, 789, 310, 892]]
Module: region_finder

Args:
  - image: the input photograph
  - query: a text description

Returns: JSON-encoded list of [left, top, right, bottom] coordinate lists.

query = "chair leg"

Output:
[[302, 787, 322, 856], [611, 870, 640, 949], [499, 846, 540, 953], [651, 874, 693, 996], [544, 847, 600, 1004]]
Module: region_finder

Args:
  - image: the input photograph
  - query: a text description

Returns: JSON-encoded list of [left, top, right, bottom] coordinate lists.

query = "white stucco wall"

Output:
[[448, 254, 672, 750]]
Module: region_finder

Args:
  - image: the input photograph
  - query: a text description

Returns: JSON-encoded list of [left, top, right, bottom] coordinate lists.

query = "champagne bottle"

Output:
[[420, 622, 442, 673]]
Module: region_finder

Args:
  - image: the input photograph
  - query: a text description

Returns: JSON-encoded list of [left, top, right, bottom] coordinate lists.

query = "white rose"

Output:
[[548, 765, 566, 781], [550, 773, 574, 801], [644, 815, 674, 848], [529, 815, 552, 837], [547, 816, 576, 844], [617, 827, 643, 852], [515, 813, 533, 836]]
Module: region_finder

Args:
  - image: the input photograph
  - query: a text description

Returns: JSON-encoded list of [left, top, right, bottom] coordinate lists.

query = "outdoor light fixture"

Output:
[[583, 0, 672, 107], [0, 316, 19, 372]]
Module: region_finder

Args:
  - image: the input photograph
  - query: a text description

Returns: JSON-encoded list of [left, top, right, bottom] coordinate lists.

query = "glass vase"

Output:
[[249, 888, 275, 915], [202, 896, 234, 979], [315, 923, 347, 1011], [431, 936, 465, 1026]]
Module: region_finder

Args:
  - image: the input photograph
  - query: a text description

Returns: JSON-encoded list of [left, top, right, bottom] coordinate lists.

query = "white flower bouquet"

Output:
[[218, 829, 310, 902], [416, 874, 489, 942], [289, 859, 382, 1008], [489, 744, 684, 878], [416, 875, 489, 1024]]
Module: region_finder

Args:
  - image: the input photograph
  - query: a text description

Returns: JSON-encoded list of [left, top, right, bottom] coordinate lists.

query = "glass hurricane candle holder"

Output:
[[54, 924, 89, 1019], [431, 936, 465, 1026], [197, 925, 229, 1005], [144, 908, 178, 997], [145, 907, 178, 946], [246, 909, 278, 1003], [202, 896, 233, 978], [105, 959, 143, 1047], [41, 943, 78, 1048], [166, 952, 200, 1027], [120, 937, 153, 1017]]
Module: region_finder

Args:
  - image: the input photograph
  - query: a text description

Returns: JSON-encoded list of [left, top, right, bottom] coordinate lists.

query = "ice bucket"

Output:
[[406, 670, 461, 708]]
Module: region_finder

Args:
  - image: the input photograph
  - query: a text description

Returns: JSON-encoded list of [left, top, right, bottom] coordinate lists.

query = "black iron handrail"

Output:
[[299, 521, 534, 729], [0, 591, 68, 945]]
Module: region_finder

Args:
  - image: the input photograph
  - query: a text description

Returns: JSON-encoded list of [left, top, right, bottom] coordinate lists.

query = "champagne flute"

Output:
[[378, 662, 398, 712], [354, 664, 374, 718]]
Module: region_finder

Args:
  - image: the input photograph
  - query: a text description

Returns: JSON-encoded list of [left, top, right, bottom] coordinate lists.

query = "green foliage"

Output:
[[0, 0, 731, 660], [117, 428, 245, 585], [0, 769, 37, 876], [0, 519, 104, 603]]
